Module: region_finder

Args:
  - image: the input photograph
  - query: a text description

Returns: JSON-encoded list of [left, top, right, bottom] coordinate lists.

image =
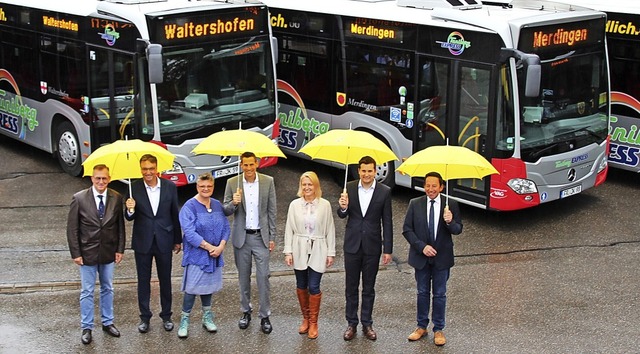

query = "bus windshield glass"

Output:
[[151, 37, 274, 143], [518, 52, 608, 162]]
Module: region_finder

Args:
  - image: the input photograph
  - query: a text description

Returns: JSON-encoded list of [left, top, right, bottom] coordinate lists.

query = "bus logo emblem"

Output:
[[99, 24, 120, 46], [567, 168, 576, 182], [336, 92, 346, 107], [436, 31, 471, 56]]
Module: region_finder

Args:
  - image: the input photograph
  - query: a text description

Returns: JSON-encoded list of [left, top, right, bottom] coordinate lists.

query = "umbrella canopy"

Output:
[[82, 139, 175, 180], [299, 129, 398, 191], [192, 129, 285, 158], [396, 145, 498, 180], [299, 129, 398, 165]]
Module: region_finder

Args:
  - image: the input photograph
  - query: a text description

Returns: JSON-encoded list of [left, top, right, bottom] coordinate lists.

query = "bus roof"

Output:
[[0, 0, 266, 39], [542, 0, 640, 14], [262, 0, 605, 48]]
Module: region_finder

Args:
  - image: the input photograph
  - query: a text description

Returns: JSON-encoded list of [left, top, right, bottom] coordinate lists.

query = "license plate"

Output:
[[213, 165, 239, 178], [560, 185, 581, 198]]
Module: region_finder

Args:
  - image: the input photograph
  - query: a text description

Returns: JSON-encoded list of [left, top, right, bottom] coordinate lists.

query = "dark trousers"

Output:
[[344, 249, 380, 327], [295, 268, 324, 295], [135, 239, 173, 321]]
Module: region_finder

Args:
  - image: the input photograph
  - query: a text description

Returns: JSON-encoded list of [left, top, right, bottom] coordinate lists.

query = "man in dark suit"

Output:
[[223, 152, 277, 334], [402, 171, 463, 346], [337, 156, 393, 341], [125, 154, 182, 333], [67, 164, 125, 345]]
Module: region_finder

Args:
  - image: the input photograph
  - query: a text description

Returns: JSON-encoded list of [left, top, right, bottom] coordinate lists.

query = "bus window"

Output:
[[416, 57, 448, 151], [276, 37, 330, 112], [40, 37, 86, 106], [458, 66, 490, 150], [1, 30, 37, 96], [342, 43, 413, 124]]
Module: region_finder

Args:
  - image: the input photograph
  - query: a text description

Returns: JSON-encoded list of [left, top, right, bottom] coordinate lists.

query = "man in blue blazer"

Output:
[[223, 152, 277, 334], [403, 171, 463, 346], [125, 154, 182, 333], [337, 156, 393, 341]]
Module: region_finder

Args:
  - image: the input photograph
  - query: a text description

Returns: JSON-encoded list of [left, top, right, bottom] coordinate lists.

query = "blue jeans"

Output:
[[79, 262, 115, 330], [182, 294, 212, 313], [294, 268, 323, 295], [415, 265, 450, 331]]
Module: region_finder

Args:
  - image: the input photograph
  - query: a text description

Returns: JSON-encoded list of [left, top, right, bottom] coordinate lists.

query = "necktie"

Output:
[[428, 199, 435, 244], [98, 195, 105, 219]]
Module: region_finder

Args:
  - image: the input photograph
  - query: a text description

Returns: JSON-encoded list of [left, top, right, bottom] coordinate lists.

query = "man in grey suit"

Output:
[[67, 164, 125, 345], [223, 151, 277, 334], [125, 154, 182, 333], [337, 156, 393, 342]]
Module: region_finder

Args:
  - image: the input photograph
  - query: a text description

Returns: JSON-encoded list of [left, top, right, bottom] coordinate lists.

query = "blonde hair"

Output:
[[296, 171, 322, 199]]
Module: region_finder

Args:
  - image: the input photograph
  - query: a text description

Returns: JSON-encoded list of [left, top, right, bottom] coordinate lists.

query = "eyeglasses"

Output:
[[197, 185, 213, 189]]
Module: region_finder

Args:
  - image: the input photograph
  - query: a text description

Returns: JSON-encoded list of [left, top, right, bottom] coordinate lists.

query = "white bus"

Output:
[[264, 0, 610, 211], [548, 0, 640, 172], [0, 0, 279, 186]]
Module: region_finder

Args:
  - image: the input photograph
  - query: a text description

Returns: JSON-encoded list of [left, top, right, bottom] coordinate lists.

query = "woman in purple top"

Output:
[[177, 172, 230, 338]]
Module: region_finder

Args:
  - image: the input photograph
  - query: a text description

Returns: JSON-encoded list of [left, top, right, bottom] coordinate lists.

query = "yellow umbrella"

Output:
[[192, 129, 285, 158], [396, 144, 499, 205], [298, 128, 398, 191], [83, 139, 175, 180], [192, 128, 285, 189], [82, 139, 175, 200]]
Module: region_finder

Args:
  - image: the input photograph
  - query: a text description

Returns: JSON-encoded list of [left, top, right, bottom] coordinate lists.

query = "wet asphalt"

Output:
[[1, 136, 640, 353]]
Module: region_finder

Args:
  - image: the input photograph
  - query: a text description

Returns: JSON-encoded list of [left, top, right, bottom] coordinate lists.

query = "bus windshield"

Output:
[[151, 36, 274, 143], [518, 52, 608, 162]]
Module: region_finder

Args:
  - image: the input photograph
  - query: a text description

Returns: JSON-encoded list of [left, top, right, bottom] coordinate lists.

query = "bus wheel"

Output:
[[375, 160, 395, 188], [55, 121, 82, 176]]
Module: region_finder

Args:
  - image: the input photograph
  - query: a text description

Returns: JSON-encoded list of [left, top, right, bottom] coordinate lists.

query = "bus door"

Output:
[[415, 56, 493, 204], [452, 64, 493, 205], [88, 47, 136, 148]]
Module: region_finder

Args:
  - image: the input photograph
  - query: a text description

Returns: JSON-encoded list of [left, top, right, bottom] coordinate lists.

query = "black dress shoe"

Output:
[[163, 320, 174, 332], [343, 325, 357, 341], [260, 317, 272, 334], [138, 321, 150, 333], [238, 312, 251, 329], [102, 324, 121, 337], [81, 329, 92, 345]]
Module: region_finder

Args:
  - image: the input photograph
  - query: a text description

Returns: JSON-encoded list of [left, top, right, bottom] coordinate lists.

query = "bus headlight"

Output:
[[507, 178, 538, 194], [162, 162, 184, 175]]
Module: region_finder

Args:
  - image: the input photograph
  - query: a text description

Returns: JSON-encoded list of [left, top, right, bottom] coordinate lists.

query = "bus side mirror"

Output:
[[147, 44, 163, 84], [500, 48, 541, 98], [524, 55, 541, 98]]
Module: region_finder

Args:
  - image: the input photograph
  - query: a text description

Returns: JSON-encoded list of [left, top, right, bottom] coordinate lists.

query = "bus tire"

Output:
[[55, 121, 83, 176]]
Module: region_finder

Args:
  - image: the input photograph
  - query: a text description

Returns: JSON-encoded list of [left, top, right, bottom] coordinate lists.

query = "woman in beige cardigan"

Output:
[[284, 171, 336, 339]]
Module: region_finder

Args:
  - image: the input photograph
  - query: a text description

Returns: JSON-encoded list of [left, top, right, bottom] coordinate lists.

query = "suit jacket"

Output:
[[67, 187, 126, 265], [402, 194, 463, 270], [337, 180, 393, 256], [223, 172, 277, 249], [125, 178, 181, 254]]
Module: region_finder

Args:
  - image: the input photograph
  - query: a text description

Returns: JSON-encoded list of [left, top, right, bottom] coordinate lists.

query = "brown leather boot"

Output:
[[296, 288, 310, 334], [307, 292, 322, 339]]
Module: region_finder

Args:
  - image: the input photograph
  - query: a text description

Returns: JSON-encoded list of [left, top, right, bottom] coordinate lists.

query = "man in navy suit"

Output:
[[125, 154, 182, 333], [403, 171, 463, 346], [67, 164, 125, 344], [337, 156, 393, 341]]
